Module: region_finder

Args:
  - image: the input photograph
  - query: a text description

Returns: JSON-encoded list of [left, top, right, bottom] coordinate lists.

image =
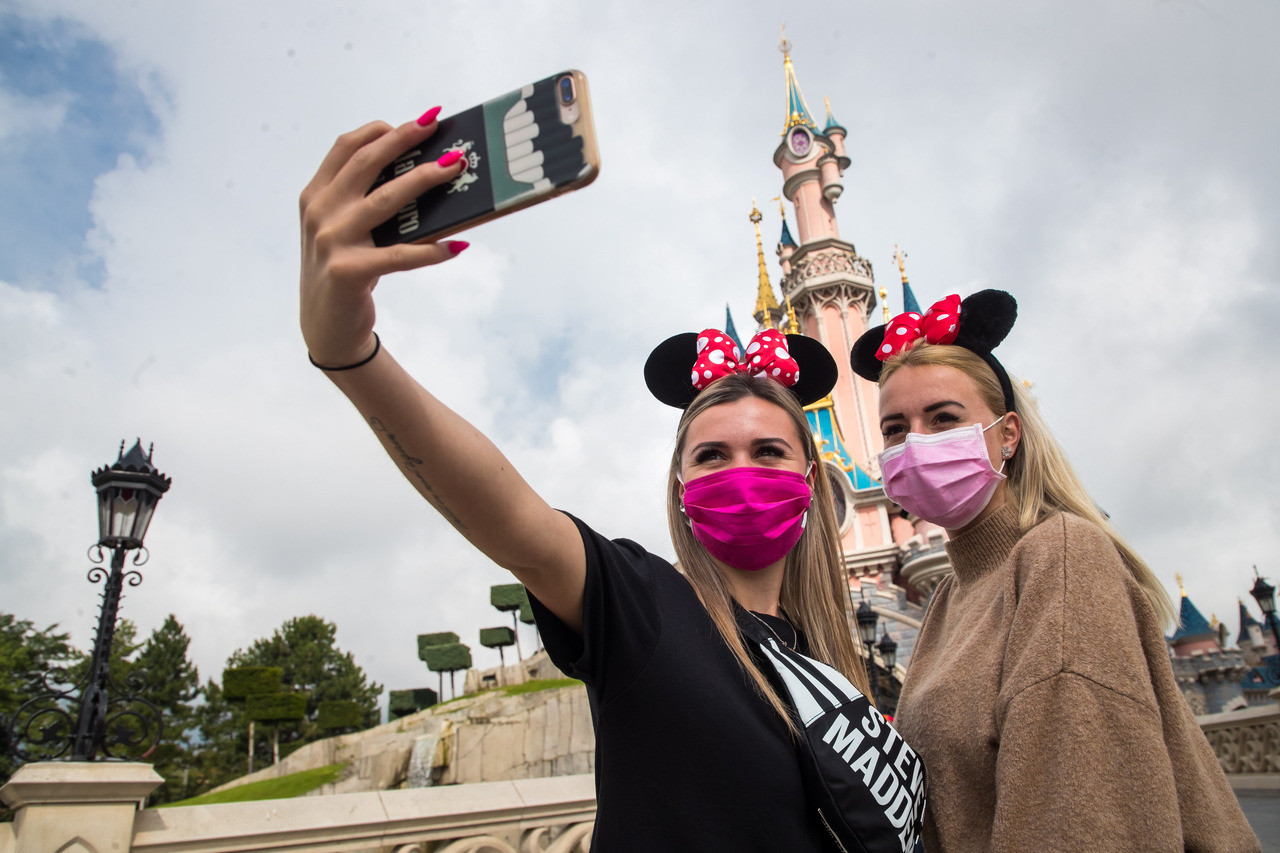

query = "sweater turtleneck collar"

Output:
[[944, 502, 1025, 584]]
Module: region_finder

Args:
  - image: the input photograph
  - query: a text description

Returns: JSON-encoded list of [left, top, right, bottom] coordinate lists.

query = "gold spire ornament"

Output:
[[1176, 573, 1187, 597], [786, 296, 801, 336], [895, 244, 909, 284], [879, 285, 890, 323], [751, 201, 780, 328]]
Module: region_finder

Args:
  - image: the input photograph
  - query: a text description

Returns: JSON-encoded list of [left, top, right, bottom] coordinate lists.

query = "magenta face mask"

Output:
[[878, 418, 1007, 530], [681, 467, 812, 571]]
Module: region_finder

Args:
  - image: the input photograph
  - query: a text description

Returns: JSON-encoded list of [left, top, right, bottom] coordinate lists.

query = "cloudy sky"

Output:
[[2, 0, 1277, 709]]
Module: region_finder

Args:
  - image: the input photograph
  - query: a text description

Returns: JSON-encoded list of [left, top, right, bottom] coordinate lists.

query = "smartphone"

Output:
[[370, 70, 600, 246]]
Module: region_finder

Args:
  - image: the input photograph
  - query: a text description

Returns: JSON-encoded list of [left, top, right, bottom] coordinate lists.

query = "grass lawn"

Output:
[[160, 762, 348, 808]]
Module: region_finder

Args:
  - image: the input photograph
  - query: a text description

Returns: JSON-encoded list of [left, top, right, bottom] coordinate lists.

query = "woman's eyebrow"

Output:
[[880, 399, 965, 428]]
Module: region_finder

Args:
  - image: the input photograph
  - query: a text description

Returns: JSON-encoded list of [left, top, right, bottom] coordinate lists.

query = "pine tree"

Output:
[[134, 615, 201, 804], [223, 615, 382, 759]]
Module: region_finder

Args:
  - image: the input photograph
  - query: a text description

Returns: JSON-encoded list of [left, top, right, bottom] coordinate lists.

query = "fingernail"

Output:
[[436, 150, 465, 168], [447, 240, 470, 255], [416, 106, 442, 126]]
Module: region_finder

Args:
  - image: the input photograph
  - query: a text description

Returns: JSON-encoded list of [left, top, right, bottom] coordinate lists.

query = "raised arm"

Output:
[[299, 113, 584, 630]]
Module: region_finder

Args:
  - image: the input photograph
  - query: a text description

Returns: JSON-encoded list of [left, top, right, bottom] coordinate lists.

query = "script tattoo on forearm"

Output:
[[369, 417, 468, 531]]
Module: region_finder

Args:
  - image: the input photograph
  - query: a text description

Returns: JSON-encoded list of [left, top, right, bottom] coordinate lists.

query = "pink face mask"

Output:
[[681, 467, 812, 571], [878, 418, 1007, 530]]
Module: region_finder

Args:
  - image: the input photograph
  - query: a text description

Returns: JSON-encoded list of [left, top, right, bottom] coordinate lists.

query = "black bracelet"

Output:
[[309, 334, 381, 371]]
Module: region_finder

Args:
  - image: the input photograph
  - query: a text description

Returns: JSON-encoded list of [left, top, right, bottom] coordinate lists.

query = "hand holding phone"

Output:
[[369, 70, 601, 246]]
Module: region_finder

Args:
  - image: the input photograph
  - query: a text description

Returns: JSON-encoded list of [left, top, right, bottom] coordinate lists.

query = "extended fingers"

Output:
[[301, 120, 396, 209], [347, 150, 467, 235], [347, 240, 471, 280]]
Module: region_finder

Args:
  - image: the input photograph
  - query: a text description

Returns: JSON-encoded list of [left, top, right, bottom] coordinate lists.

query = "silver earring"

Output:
[[1000, 447, 1013, 459]]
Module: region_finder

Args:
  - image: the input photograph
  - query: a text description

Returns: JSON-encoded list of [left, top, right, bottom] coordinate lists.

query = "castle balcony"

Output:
[[897, 529, 952, 601], [780, 237, 875, 306]]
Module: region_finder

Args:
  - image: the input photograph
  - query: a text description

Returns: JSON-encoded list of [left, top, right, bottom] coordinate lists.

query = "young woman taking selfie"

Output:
[[851, 291, 1258, 852], [300, 111, 925, 853]]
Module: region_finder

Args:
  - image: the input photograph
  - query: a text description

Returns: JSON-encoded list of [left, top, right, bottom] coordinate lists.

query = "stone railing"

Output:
[[0, 763, 595, 853], [1198, 702, 1280, 788]]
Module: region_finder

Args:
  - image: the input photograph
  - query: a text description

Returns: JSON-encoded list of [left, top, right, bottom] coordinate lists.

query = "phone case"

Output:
[[370, 70, 600, 246]]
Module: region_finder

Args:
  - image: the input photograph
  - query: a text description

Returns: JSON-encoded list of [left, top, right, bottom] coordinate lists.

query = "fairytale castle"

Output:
[[744, 38, 1279, 716]]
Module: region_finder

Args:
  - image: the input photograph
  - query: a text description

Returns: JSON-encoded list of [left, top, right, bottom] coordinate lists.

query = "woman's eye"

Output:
[[757, 445, 784, 458], [693, 449, 721, 464], [933, 412, 959, 427], [881, 424, 904, 438]]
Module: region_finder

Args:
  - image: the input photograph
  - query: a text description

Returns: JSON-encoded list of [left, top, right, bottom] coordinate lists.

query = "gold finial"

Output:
[[879, 285, 890, 323], [779, 22, 791, 57], [894, 244, 909, 284], [786, 296, 801, 336], [772, 195, 786, 221], [751, 200, 779, 328], [1176, 573, 1187, 597]]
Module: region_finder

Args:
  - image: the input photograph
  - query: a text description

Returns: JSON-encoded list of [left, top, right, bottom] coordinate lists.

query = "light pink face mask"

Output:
[[681, 466, 812, 571], [878, 418, 1007, 530]]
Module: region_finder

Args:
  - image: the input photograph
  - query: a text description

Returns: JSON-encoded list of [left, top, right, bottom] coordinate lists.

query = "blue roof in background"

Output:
[[1169, 594, 1216, 643], [1238, 600, 1262, 643], [807, 405, 880, 491], [779, 218, 797, 248]]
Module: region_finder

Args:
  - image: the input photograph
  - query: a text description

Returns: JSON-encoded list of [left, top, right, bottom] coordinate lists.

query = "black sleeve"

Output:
[[526, 512, 666, 701]]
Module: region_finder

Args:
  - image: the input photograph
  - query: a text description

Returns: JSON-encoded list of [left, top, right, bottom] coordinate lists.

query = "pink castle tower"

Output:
[[755, 36, 952, 603]]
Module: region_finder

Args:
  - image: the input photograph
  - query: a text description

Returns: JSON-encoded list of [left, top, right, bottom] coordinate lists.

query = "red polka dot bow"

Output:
[[876, 294, 962, 362], [691, 328, 800, 391]]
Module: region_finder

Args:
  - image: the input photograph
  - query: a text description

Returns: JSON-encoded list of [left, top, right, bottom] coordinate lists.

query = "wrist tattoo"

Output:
[[369, 417, 468, 531]]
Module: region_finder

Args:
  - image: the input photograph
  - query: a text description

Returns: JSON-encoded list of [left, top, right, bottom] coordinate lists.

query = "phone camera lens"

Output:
[[557, 76, 576, 106]]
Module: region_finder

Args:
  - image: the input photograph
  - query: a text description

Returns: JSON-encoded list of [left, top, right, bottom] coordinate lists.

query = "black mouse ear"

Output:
[[850, 324, 889, 382], [786, 335, 839, 406], [954, 290, 1017, 354], [644, 332, 701, 409]]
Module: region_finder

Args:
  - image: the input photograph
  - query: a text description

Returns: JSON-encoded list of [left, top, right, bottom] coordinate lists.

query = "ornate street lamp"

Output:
[[876, 629, 898, 673], [1250, 566, 1280, 651], [855, 600, 881, 705], [7, 440, 171, 762]]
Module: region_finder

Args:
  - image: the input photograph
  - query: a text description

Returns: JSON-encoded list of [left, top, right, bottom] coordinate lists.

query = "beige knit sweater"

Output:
[[895, 504, 1259, 852]]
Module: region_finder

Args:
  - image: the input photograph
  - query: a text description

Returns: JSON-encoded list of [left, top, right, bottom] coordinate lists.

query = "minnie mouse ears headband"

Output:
[[645, 327, 839, 409], [850, 289, 1019, 413]]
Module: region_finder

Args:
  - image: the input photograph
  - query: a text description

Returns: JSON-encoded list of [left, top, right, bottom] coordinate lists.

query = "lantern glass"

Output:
[[877, 631, 898, 670], [97, 482, 161, 548]]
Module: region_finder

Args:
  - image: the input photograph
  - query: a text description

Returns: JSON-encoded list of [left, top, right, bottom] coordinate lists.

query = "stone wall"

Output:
[[207, 654, 592, 797]]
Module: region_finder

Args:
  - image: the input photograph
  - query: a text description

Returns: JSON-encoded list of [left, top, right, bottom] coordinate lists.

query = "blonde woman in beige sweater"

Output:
[[851, 290, 1258, 852]]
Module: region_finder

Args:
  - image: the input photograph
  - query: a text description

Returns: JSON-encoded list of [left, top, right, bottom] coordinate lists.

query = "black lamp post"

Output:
[[855, 600, 881, 706], [7, 440, 171, 762], [1250, 566, 1280, 652]]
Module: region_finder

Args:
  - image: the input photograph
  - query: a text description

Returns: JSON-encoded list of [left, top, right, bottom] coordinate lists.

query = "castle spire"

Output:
[[895, 245, 923, 315], [750, 201, 780, 328], [779, 26, 817, 133]]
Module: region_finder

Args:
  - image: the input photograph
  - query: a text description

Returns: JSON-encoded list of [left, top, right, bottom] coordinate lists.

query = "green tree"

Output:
[[190, 677, 245, 795], [0, 613, 78, 790], [224, 615, 381, 758], [133, 615, 201, 805]]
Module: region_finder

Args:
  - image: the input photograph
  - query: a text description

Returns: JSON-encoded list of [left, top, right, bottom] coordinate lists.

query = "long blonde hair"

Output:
[[666, 373, 872, 730], [880, 344, 1177, 628]]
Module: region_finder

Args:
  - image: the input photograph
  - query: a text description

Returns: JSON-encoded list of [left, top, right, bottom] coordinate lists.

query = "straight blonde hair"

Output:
[[880, 344, 1177, 629], [666, 373, 872, 732]]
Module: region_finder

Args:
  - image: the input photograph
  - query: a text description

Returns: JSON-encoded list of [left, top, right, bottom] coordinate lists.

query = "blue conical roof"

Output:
[[1169, 593, 1216, 644], [782, 55, 817, 132], [779, 218, 797, 249], [1238, 600, 1262, 643], [902, 280, 922, 315], [724, 304, 743, 351]]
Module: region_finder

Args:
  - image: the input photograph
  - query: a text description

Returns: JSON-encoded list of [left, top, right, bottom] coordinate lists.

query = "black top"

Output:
[[528, 513, 831, 853]]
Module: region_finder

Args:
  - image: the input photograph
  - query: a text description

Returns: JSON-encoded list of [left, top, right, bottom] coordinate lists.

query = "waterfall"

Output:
[[405, 732, 439, 788]]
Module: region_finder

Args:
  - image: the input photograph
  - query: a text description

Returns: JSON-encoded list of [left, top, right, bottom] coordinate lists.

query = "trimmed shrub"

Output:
[[417, 632, 460, 661], [388, 688, 438, 718], [246, 692, 307, 723], [490, 583, 527, 612], [223, 667, 283, 700], [317, 700, 363, 730], [479, 627, 515, 648], [519, 599, 535, 625], [421, 643, 472, 672]]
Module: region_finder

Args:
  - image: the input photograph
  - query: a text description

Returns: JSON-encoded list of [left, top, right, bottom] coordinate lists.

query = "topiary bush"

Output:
[[490, 583, 527, 612], [247, 692, 307, 723], [479, 627, 515, 648], [388, 688, 438, 718], [417, 632, 460, 661], [223, 666, 283, 700], [421, 643, 471, 672]]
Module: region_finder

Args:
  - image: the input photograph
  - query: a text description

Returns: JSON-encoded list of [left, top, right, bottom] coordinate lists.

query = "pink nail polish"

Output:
[[436, 150, 465, 168], [447, 240, 470, 255], [416, 106, 442, 126]]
